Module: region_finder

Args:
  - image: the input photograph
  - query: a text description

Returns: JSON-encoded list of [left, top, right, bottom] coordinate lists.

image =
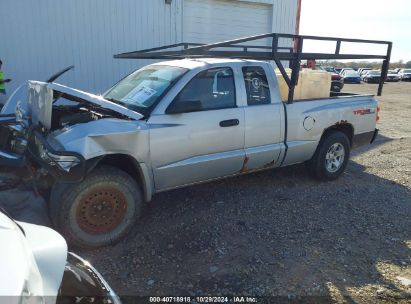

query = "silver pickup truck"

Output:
[[0, 34, 390, 248]]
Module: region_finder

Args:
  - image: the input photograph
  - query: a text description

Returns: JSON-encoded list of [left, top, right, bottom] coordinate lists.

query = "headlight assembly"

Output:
[[34, 136, 80, 172]]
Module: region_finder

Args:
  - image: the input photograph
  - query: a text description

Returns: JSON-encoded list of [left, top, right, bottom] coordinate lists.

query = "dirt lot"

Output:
[[73, 81, 411, 302]]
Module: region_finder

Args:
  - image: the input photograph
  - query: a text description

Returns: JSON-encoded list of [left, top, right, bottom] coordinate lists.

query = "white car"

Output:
[[358, 68, 371, 76], [398, 69, 411, 81], [0, 209, 120, 304], [386, 70, 400, 82]]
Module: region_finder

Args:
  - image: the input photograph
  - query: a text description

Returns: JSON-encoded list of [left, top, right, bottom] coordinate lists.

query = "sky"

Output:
[[299, 0, 411, 62]]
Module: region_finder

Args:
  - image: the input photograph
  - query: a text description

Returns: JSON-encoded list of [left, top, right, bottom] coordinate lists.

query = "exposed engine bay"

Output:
[[0, 88, 131, 159], [50, 94, 128, 131], [0, 81, 145, 182]]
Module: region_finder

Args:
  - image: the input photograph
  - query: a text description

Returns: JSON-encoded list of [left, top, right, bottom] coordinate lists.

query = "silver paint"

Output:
[[5, 59, 378, 203]]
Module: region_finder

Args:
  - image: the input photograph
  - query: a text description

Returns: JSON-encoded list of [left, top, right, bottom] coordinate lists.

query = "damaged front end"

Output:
[[0, 81, 144, 183], [0, 82, 87, 181]]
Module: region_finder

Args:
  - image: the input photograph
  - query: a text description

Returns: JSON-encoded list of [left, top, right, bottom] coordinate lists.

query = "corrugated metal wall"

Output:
[[0, 0, 183, 93], [272, 0, 298, 34], [0, 0, 297, 94]]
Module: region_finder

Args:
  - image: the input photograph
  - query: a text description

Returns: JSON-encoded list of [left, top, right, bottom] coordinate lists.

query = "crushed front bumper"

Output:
[[27, 129, 86, 182], [0, 149, 26, 167], [0, 114, 26, 167], [0, 118, 86, 182]]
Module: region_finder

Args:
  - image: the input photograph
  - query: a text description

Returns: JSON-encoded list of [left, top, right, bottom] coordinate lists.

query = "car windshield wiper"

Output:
[[104, 97, 128, 107]]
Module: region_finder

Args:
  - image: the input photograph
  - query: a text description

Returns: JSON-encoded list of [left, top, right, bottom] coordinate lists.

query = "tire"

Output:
[[306, 131, 350, 181], [49, 165, 142, 248]]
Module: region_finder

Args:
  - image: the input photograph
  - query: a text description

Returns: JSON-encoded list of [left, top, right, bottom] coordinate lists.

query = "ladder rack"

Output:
[[114, 33, 392, 103]]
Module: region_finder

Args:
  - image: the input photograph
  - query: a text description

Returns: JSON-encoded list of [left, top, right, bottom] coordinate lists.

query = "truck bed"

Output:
[[282, 93, 378, 166]]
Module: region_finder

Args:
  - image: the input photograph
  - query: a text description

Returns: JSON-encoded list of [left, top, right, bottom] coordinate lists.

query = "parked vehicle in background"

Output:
[[358, 68, 372, 76], [363, 70, 381, 83], [341, 70, 362, 83], [317, 66, 344, 92], [360, 69, 372, 78], [320, 66, 337, 74], [360, 70, 369, 81], [399, 69, 411, 81], [0, 209, 121, 303], [339, 68, 354, 75], [386, 70, 400, 82]]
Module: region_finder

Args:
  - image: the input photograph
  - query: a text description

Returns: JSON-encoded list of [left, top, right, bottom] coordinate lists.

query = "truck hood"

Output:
[[48, 83, 144, 120], [1, 81, 144, 126]]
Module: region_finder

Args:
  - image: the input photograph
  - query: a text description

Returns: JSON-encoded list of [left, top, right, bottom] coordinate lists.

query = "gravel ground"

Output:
[[75, 81, 411, 302], [75, 83, 411, 303], [3, 82, 410, 302]]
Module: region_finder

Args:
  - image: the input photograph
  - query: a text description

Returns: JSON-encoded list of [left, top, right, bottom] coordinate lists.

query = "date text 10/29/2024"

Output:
[[149, 296, 258, 303]]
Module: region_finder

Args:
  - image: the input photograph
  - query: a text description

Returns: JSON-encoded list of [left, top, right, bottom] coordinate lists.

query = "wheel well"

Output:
[[93, 154, 149, 201], [322, 123, 354, 147]]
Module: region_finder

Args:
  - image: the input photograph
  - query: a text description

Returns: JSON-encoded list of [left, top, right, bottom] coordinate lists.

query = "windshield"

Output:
[[345, 71, 360, 76], [403, 69, 411, 73], [104, 65, 188, 111]]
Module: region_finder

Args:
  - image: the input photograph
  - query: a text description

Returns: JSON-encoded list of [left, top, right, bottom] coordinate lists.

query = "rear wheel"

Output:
[[306, 131, 350, 181], [50, 165, 142, 248]]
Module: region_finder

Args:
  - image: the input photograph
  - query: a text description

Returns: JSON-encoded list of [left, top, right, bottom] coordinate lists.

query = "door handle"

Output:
[[219, 119, 239, 127]]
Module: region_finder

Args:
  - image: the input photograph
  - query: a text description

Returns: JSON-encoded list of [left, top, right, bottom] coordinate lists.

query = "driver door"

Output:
[[148, 67, 245, 191]]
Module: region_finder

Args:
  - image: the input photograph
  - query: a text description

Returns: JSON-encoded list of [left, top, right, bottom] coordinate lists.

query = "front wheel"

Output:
[[306, 131, 350, 181], [50, 165, 142, 248]]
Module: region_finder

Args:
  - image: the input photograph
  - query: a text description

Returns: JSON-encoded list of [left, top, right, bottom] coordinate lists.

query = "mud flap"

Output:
[[370, 128, 379, 144]]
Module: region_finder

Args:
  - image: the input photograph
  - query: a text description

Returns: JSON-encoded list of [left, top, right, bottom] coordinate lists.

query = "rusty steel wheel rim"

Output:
[[76, 186, 128, 234]]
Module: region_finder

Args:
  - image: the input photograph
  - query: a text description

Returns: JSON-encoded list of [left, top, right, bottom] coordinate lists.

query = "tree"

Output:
[[406, 61, 411, 68]]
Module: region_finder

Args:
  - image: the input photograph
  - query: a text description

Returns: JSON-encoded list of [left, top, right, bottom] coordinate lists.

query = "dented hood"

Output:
[[1, 81, 144, 126], [48, 83, 144, 120]]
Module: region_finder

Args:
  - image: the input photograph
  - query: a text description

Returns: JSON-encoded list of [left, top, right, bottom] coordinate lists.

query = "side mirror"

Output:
[[165, 99, 202, 114]]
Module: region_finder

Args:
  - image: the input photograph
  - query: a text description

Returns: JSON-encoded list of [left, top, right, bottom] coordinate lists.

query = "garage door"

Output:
[[183, 0, 273, 44]]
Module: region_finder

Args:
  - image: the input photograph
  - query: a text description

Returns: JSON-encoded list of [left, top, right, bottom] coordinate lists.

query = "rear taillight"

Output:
[[376, 105, 381, 122]]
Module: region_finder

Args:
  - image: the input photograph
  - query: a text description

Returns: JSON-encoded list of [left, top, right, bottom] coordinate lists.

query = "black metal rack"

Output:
[[114, 33, 392, 103]]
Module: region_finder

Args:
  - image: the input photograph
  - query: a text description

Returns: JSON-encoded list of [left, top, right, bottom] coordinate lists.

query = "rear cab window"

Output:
[[242, 66, 271, 106]]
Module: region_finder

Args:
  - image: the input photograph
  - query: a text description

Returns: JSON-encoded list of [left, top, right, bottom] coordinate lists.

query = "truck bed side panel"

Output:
[[283, 96, 378, 166]]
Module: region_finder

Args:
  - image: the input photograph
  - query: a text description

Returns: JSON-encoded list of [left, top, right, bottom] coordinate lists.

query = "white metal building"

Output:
[[1, 0, 300, 94]]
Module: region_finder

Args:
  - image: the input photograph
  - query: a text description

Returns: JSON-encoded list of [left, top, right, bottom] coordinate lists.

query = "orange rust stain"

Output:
[[263, 159, 276, 168], [240, 156, 250, 173]]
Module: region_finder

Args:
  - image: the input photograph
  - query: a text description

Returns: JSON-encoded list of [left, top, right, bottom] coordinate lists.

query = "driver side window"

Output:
[[168, 67, 236, 113]]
